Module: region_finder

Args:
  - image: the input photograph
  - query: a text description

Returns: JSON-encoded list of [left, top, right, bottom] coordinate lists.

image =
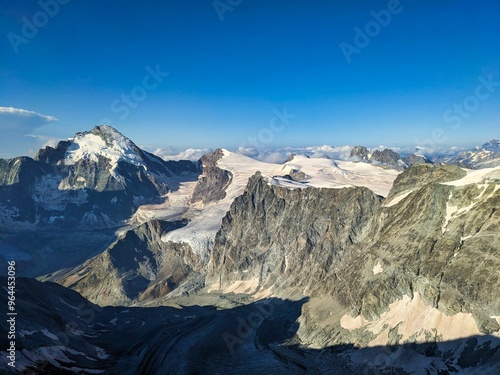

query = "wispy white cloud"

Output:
[[151, 147, 212, 162], [0, 106, 57, 122], [0, 106, 58, 158], [26, 134, 61, 152], [237, 145, 356, 163], [149, 143, 468, 166]]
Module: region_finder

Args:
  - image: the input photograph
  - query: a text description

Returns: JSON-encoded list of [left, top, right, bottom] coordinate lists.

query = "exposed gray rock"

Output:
[[278, 169, 307, 182], [206, 172, 381, 295], [350, 146, 407, 170], [371, 149, 405, 170], [350, 146, 370, 160], [58, 219, 205, 306], [0, 126, 200, 231], [34, 140, 71, 164], [385, 163, 466, 202], [206, 165, 500, 350], [404, 153, 431, 166], [190, 149, 233, 205]]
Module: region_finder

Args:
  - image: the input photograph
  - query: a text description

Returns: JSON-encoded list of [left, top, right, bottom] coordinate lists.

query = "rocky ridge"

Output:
[[2, 128, 500, 374], [350, 145, 431, 170], [206, 164, 500, 350], [442, 139, 500, 168], [58, 219, 205, 306]]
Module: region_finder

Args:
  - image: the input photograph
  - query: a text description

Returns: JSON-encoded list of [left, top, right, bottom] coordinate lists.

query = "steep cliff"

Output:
[[206, 172, 381, 297], [207, 165, 500, 350], [59, 220, 205, 306]]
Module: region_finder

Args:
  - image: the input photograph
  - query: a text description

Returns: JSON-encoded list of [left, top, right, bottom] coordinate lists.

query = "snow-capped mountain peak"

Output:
[[480, 139, 500, 152], [64, 125, 145, 169]]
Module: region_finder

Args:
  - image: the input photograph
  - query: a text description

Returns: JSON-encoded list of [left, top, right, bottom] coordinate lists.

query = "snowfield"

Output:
[[442, 165, 500, 186], [144, 150, 401, 257]]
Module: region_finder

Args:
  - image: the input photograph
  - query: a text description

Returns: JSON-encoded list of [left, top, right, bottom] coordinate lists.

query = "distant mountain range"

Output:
[[439, 139, 500, 168], [349, 145, 430, 170], [1, 126, 499, 374], [349, 140, 500, 171]]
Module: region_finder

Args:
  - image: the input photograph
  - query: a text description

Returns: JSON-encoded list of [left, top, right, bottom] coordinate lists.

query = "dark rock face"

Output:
[[371, 149, 402, 167], [340, 166, 500, 327], [2, 278, 498, 375], [60, 219, 205, 306], [207, 165, 500, 349], [350, 146, 370, 160], [34, 140, 71, 164], [0, 157, 54, 224], [403, 153, 430, 167], [281, 169, 306, 182], [207, 173, 382, 294], [190, 149, 232, 205], [350, 146, 410, 170]]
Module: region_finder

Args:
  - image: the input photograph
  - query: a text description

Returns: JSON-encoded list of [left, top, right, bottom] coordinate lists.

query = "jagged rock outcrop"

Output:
[[190, 149, 232, 205], [351, 146, 409, 170], [350, 146, 370, 160], [404, 153, 431, 166], [280, 169, 307, 182], [371, 149, 403, 168], [350, 146, 431, 170], [0, 157, 54, 224], [59, 220, 205, 306], [207, 165, 500, 349], [315, 164, 500, 347], [206, 172, 381, 295]]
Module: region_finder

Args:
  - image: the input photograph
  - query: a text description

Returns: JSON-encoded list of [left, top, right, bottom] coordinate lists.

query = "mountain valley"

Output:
[[1, 126, 499, 374]]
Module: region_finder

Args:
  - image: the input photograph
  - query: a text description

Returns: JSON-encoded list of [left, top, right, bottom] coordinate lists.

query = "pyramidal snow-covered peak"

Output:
[[481, 139, 500, 152], [64, 125, 146, 168]]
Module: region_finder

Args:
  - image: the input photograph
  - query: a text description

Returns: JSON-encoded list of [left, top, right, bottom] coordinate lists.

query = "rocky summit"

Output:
[[349, 145, 430, 170], [0, 127, 499, 374]]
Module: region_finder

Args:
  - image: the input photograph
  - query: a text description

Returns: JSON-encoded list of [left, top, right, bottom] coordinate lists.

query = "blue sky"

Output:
[[1, 0, 499, 158]]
